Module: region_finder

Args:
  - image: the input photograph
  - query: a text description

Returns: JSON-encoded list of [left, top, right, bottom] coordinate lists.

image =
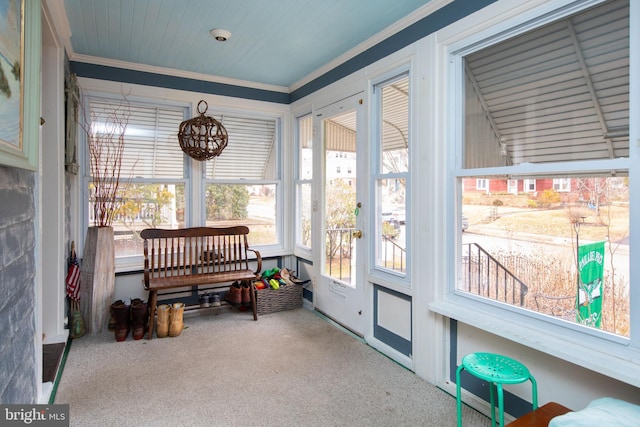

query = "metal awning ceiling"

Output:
[[382, 78, 410, 152], [325, 114, 356, 153], [323, 76, 409, 154], [464, 0, 629, 167]]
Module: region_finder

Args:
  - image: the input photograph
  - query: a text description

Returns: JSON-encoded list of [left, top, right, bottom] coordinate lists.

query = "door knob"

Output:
[[352, 230, 363, 239]]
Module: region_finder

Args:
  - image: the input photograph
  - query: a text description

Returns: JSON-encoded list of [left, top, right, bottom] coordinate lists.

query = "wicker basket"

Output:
[[256, 284, 303, 315]]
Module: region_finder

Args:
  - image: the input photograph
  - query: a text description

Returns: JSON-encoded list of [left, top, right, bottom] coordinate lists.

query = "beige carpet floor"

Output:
[[54, 307, 490, 426]]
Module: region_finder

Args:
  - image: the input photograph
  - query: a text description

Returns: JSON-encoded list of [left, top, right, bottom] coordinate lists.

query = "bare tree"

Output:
[[574, 177, 609, 218]]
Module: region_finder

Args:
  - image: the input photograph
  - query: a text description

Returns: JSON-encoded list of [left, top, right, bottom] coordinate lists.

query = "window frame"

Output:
[[369, 66, 412, 285], [523, 179, 536, 193], [294, 111, 314, 258], [553, 178, 571, 192], [429, 0, 640, 388]]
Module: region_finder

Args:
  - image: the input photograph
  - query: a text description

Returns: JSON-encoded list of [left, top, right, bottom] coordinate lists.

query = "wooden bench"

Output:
[[506, 402, 572, 426], [141, 226, 262, 339]]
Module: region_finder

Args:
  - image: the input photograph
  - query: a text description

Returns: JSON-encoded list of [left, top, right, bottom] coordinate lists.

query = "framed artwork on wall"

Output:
[[0, 0, 40, 171]]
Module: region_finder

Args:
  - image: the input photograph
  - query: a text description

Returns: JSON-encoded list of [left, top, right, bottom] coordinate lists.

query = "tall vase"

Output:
[[79, 226, 115, 335]]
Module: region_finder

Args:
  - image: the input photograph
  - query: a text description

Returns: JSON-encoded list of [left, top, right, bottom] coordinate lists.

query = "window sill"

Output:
[[429, 296, 640, 388]]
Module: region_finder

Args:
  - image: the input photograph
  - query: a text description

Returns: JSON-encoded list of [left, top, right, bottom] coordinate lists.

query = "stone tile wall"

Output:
[[0, 165, 37, 403]]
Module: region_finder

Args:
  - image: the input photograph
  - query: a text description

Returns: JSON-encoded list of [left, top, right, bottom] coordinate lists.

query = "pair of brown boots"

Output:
[[110, 299, 148, 341], [224, 282, 251, 306], [155, 302, 185, 338]]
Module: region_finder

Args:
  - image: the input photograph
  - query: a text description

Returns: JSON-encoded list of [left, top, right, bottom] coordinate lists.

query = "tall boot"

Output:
[[112, 301, 130, 342], [156, 304, 170, 338], [109, 299, 124, 331], [169, 302, 185, 337], [241, 282, 251, 306], [130, 298, 148, 340]]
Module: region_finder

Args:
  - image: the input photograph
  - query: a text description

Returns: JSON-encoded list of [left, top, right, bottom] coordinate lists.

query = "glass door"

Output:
[[314, 94, 366, 336]]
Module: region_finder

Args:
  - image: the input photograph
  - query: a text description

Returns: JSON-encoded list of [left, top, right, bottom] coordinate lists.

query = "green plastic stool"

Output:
[[456, 352, 537, 427]]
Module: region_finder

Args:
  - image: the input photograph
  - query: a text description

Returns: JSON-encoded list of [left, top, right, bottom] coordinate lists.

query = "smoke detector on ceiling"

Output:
[[210, 29, 231, 42]]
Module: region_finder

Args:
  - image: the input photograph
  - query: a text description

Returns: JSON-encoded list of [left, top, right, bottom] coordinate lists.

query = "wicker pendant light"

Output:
[[178, 100, 228, 161]]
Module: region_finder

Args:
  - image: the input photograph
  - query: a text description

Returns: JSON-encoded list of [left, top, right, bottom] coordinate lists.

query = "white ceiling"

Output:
[[59, 0, 435, 91]]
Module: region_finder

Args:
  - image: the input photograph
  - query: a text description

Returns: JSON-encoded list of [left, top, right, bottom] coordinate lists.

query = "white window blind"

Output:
[[205, 115, 277, 180], [89, 99, 186, 179]]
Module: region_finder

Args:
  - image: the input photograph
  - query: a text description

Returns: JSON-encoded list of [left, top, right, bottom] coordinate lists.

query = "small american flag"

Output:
[[66, 247, 81, 301]]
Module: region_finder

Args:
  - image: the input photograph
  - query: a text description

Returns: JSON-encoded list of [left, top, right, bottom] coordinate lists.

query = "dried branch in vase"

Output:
[[83, 100, 131, 227]]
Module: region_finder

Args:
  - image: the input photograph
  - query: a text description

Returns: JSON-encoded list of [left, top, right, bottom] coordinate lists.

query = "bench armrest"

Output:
[[248, 248, 262, 275], [143, 241, 150, 290]]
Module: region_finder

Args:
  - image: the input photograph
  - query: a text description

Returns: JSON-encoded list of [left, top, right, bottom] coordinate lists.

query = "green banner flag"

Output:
[[576, 241, 605, 328]]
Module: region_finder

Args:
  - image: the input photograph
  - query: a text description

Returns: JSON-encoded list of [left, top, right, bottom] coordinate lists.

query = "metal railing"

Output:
[[324, 236, 526, 307], [326, 228, 354, 282], [382, 235, 405, 273], [325, 228, 408, 282], [461, 243, 528, 306]]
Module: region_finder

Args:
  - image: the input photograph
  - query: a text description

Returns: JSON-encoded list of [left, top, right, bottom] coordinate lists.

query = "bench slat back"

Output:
[[141, 226, 252, 279]]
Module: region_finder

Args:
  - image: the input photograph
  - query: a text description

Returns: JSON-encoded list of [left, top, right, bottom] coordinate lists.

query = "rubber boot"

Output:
[[70, 310, 86, 339], [112, 301, 130, 342], [156, 304, 170, 338], [169, 302, 185, 337], [130, 299, 148, 340]]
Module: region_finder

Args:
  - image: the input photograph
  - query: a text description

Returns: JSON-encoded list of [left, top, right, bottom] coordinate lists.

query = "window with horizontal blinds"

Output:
[[86, 97, 188, 262], [89, 99, 186, 179], [84, 95, 284, 266], [205, 115, 277, 180], [202, 114, 281, 246]]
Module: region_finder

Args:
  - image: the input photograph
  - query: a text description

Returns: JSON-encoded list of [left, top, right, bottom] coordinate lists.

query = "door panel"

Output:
[[314, 94, 366, 336]]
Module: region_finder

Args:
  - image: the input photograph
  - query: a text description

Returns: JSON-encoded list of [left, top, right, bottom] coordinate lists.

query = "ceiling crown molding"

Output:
[[43, 0, 74, 55], [70, 53, 290, 94]]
